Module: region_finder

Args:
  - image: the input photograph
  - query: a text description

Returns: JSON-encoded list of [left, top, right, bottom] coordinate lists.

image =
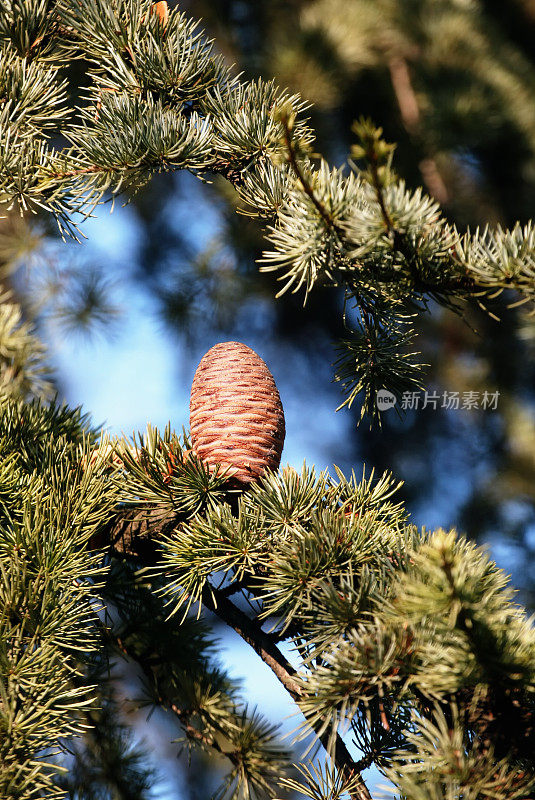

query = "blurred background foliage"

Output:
[[2, 1, 535, 796]]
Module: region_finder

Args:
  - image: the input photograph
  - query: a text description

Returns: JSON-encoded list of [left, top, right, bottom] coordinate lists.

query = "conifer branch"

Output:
[[2, 0, 534, 420], [280, 115, 342, 236], [98, 507, 373, 800], [202, 585, 303, 699], [365, 148, 395, 237], [115, 627, 243, 769], [200, 585, 374, 800]]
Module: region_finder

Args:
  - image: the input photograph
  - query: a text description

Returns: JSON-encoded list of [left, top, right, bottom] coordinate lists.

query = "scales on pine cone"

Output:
[[190, 342, 285, 484]]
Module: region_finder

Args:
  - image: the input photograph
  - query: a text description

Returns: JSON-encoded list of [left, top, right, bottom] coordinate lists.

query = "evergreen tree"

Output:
[[1, 2, 535, 798], [115, 0, 535, 589]]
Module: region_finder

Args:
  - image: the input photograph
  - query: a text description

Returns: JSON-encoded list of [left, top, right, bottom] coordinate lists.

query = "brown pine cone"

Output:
[[190, 341, 285, 484]]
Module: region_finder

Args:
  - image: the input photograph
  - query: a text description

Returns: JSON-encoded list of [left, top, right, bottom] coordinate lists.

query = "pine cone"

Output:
[[190, 342, 285, 484], [151, 2, 169, 25]]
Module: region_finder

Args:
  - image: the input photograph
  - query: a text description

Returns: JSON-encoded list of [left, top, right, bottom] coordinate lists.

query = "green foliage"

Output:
[[385, 703, 535, 800], [66, 95, 214, 200], [2, 404, 535, 797], [1, 2, 535, 798], [111, 427, 535, 798], [100, 560, 290, 800], [333, 319, 426, 422], [0, 397, 117, 799], [0, 400, 291, 798], [117, 423, 233, 515], [387, 530, 535, 697], [277, 761, 369, 800], [0, 49, 68, 133], [58, 689, 156, 800], [0, 294, 52, 400], [261, 163, 360, 297], [1, 0, 534, 419], [206, 80, 313, 166]]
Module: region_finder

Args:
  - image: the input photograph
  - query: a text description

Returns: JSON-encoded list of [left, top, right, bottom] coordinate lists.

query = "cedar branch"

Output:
[[103, 508, 373, 800], [280, 116, 345, 237], [202, 584, 373, 800]]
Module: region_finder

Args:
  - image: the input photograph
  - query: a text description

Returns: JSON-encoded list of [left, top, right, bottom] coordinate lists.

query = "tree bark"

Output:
[[387, 55, 450, 205]]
